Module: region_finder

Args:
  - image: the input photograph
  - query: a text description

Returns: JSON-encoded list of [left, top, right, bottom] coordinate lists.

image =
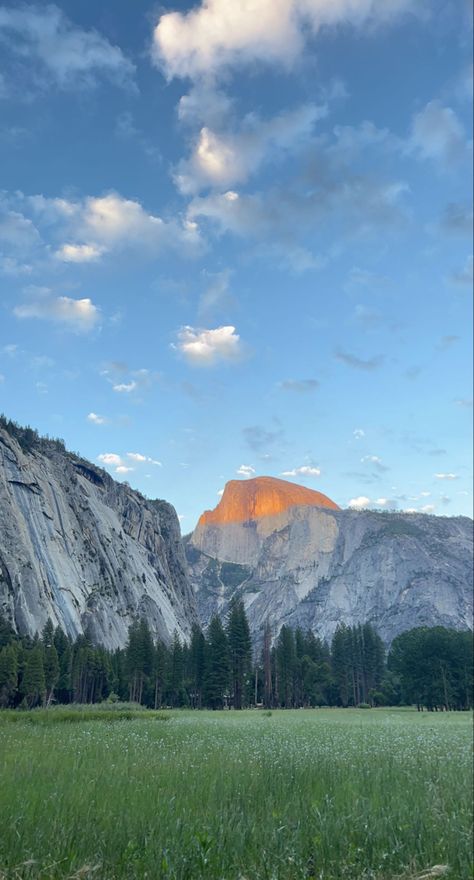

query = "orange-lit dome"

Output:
[[198, 476, 339, 526]]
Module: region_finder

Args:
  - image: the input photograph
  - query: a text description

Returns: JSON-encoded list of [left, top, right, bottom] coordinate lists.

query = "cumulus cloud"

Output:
[[173, 324, 242, 366], [87, 412, 107, 425], [3, 190, 202, 268], [14, 289, 99, 331], [236, 464, 256, 477], [55, 243, 105, 263], [175, 103, 325, 194], [115, 465, 134, 474], [434, 473, 458, 480], [279, 379, 319, 393], [0, 4, 135, 91], [408, 101, 469, 166], [281, 465, 321, 478], [335, 349, 384, 371], [348, 495, 371, 509], [153, 0, 416, 80], [97, 453, 122, 467]]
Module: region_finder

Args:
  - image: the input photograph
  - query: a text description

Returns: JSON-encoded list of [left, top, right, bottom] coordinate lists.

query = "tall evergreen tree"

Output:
[[203, 615, 229, 709], [21, 644, 46, 707], [0, 643, 18, 707], [227, 599, 252, 709], [276, 626, 296, 708]]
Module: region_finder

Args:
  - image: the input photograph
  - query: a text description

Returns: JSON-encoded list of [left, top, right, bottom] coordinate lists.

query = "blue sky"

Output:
[[0, 0, 472, 529]]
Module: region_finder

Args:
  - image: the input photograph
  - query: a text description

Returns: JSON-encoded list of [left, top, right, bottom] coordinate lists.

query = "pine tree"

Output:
[[42, 619, 59, 706], [21, 644, 46, 707], [331, 624, 352, 707], [189, 624, 206, 708], [203, 615, 229, 709], [227, 599, 251, 709], [262, 619, 273, 708], [0, 643, 18, 707], [276, 626, 296, 707]]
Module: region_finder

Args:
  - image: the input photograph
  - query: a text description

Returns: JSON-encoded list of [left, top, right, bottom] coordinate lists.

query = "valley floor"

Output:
[[0, 707, 472, 880]]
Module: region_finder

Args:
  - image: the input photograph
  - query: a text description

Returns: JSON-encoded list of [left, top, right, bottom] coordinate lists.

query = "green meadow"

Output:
[[0, 707, 472, 880]]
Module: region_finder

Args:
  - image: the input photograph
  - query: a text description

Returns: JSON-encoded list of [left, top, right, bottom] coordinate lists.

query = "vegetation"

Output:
[[0, 707, 471, 879], [0, 612, 472, 711]]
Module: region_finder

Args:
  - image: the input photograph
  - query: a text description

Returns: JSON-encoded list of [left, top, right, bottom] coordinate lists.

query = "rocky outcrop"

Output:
[[186, 479, 473, 645], [0, 422, 197, 648]]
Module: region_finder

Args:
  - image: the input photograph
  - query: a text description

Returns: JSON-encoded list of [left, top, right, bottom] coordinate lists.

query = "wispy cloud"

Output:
[[335, 349, 384, 371], [278, 379, 319, 393], [0, 4, 135, 92], [281, 465, 321, 478], [434, 473, 459, 480]]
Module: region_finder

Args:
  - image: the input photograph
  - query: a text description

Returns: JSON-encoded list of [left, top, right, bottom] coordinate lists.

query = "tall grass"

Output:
[[0, 708, 471, 879]]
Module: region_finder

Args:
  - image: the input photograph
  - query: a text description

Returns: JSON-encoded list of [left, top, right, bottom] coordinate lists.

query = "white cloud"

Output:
[[434, 473, 458, 480], [153, 0, 415, 80], [3, 190, 201, 269], [112, 381, 137, 393], [176, 104, 325, 194], [0, 4, 135, 91], [55, 243, 105, 263], [237, 464, 255, 477], [173, 324, 242, 366], [361, 455, 382, 464], [115, 465, 134, 474], [348, 496, 371, 509], [409, 101, 469, 165], [353, 428, 365, 439], [97, 453, 122, 467], [127, 452, 162, 466], [87, 412, 107, 425], [281, 465, 321, 478], [14, 291, 99, 331]]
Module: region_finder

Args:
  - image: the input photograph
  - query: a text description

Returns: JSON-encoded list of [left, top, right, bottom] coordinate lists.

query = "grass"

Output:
[[0, 708, 471, 880]]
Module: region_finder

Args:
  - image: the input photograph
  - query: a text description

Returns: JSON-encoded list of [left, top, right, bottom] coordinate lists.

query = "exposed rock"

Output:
[[187, 479, 473, 644], [0, 424, 197, 648]]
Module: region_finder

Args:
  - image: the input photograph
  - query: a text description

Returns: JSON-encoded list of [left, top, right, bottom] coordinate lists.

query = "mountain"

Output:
[[186, 476, 473, 644], [0, 419, 197, 648]]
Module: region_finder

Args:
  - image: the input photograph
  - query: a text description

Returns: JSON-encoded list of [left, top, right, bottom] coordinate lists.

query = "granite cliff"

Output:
[[186, 477, 473, 644], [0, 420, 197, 648]]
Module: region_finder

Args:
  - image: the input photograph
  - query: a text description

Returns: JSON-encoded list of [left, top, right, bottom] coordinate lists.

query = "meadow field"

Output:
[[0, 707, 471, 880]]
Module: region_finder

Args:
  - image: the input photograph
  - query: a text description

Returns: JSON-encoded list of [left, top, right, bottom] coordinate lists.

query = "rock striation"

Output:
[[0, 422, 197, 648], [187, 477, 473, 644]]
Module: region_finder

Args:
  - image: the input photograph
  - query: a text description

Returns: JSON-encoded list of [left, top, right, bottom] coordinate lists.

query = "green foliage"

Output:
[[389, 626, 473, 710]]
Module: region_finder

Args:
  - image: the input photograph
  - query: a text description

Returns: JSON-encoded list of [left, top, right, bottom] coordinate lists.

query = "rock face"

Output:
[[187, 477, 473, 644], [0, 423, 197, 648]]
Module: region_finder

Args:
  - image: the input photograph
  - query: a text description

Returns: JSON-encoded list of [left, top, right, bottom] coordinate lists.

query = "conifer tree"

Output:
[[276, 625, 296, 707], [227, 599, 251, 709], [21, 644, 46, 707], [0, 643, 18, 707], [203, 615, 229, 709], [42, 619, 59, 706], [189, 624, 206, 708]]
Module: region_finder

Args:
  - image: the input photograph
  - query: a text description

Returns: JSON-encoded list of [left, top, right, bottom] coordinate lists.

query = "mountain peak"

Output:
[[198, 475, 340, 526]]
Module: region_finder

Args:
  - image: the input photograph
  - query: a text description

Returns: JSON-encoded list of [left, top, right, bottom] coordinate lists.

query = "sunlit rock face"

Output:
[[0, 425, 198, 648], [187, 479, 473, 645], [199, 476, 339, 526]]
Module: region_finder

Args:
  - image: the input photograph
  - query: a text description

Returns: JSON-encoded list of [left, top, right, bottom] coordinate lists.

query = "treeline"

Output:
[[0, 608, 472, 711]]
